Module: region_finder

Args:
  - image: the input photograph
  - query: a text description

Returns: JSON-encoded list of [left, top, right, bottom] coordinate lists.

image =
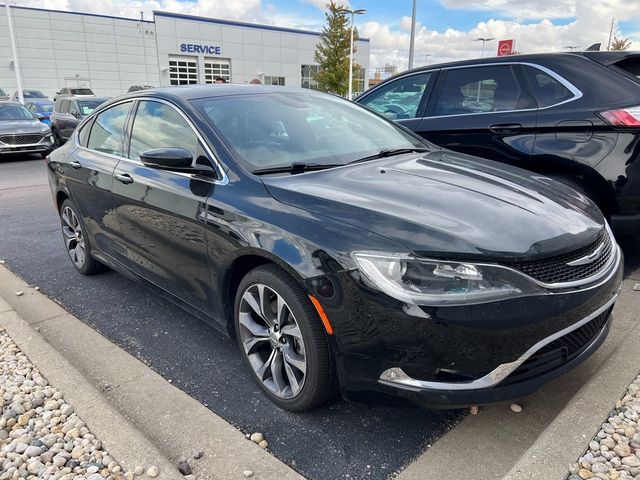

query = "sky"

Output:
[[11, 0, 640, 75]]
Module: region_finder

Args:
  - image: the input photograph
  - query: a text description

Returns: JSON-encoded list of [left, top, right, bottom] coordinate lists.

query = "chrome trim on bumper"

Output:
[[379, 291, 620, 391]]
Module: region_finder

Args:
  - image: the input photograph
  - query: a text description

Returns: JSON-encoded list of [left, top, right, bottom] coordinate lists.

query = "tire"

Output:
[[234, 264, 334, 411], [52, 128, 64, 148], [59, 199, 106, 275], [40, 152, 49, 159], [546, 173, 606, 214]]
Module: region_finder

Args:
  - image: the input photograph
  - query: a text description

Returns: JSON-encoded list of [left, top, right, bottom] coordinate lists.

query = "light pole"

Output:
[[408, 0, 417, 69], [564, 45, 580, 51], [337, 7, 366, 100], [6, 3, 24, 104], [475, 37, 494, 58]]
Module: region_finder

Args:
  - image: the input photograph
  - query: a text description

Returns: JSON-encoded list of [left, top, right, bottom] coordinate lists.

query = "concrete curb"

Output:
[[0, 303, 183, 479], [396, 279, 640, 480], [0, 264, 303, 480]]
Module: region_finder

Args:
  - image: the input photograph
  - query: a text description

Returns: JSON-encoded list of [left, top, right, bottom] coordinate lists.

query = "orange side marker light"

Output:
[[309, 295, 334, 335]]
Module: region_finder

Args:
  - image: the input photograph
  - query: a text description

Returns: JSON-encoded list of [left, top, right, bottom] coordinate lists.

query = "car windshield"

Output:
[[72, 88, 93, 95], [78, 100, 104, 116], [24, 90, 46, 98], [0, 88, 6, 96], [37, 103, 54, 113], [0, 104, 35, 121], [193, 92, 428, 172]]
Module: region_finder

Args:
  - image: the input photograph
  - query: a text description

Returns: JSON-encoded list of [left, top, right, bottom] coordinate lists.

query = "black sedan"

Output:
[[356, 51, 640, 236], [46, 85, 623, 411]]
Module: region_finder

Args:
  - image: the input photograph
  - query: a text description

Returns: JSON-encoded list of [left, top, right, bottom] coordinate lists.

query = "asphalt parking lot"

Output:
[[0, 155, 464, 480]]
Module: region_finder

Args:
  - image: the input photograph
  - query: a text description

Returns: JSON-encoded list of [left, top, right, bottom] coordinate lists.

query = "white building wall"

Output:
[[154, 13, 370, 90], [0, 7, 160, 98]]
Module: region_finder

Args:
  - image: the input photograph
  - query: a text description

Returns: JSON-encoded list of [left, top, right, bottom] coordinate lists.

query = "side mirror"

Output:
[[70, 110, 80, 118], [140, 148, 196, 172]]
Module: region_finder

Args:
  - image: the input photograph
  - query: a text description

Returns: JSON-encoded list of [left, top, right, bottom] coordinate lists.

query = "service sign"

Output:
[[180, 43, 222, 55], [497, 39, 514, 56]]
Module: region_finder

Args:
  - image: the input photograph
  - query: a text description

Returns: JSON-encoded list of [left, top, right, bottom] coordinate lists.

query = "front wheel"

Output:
[[234, 265, 334, 411]]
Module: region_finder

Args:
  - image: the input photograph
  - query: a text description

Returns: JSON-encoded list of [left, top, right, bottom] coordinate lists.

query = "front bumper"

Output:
[[0, 136, 54, 156], [306, 246, 623, 407]]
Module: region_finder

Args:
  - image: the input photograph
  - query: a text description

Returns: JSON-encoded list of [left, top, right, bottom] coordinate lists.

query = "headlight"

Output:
[[352, 252, 544, 306]]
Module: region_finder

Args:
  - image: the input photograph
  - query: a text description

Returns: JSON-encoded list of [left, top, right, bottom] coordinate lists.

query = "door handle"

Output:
[[489, 123, 523, 134], [69, 161, 81, 170], [114, 172, 134, 185]]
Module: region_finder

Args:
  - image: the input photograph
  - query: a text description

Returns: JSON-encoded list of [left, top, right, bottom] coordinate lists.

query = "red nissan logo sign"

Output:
[[497, 39, 514, 56]]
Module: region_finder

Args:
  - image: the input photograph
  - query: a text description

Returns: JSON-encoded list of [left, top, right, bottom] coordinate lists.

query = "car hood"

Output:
[[260, 150, 605, 261], [0, 120, 49, 135]]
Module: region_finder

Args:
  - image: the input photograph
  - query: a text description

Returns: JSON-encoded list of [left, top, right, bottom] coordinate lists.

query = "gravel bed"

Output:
[[569, 373, 640, 480], [0, 326, 152, 480]]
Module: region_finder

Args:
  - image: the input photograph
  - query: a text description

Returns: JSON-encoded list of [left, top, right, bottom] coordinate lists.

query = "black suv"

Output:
[[356, 51, 640, 236], [50, 97, 109, 144]]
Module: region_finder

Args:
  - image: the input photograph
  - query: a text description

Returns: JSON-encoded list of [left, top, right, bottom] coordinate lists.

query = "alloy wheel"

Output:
[[238, 283, 307, 399], [61, 206, 86, 269]]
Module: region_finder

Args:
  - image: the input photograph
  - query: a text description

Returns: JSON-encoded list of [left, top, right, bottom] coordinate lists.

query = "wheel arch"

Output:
[[55, 190, 70, 213]]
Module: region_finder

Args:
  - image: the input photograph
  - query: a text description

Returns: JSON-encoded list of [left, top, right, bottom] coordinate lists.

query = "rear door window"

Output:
[[86, 102, 132, 156], [59, 100, 70, 114], [435, 65, 532, 115], [358, 73, 432, 120], [522, 66, 575, 107]]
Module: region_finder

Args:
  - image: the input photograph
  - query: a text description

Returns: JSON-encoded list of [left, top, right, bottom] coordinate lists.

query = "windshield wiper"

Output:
[[348, 147, 432, 165], [252, 162, 343, 175]]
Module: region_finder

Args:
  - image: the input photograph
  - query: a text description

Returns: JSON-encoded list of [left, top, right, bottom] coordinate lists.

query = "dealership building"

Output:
[[0, 5, 370, 98]]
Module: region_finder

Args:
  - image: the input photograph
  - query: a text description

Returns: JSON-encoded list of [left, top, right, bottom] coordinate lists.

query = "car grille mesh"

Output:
[[0, 134, 43, 145], [507, 229, 612, 284], [501, 307, 612, 386]]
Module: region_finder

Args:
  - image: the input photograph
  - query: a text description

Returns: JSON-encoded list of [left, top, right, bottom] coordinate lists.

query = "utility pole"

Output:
[[476, 37, 495, 58], [6, 3, 24, 104], [607, 18, 615, 51], [408, 0, 417, 69]]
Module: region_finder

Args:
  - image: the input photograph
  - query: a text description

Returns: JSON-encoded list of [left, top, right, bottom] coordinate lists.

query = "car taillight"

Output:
[[600, 106, 640, 126]]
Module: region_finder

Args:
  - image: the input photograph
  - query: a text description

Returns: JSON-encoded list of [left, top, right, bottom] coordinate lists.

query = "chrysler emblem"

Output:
[[566, 242, 606, 267]]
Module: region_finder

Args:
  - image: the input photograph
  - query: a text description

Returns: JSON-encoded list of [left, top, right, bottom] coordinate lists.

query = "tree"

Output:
[[313, 2, 361, 96], [611, 36, 632, 51]]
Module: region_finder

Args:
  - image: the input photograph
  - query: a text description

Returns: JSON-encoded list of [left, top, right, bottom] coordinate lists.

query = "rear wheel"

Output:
[[52, 128, 64, 148], [234, 265, 334, 411], [59, 199, 106, 275]]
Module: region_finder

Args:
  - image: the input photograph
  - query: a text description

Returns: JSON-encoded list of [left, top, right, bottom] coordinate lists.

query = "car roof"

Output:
[[0, 101, 27, 107], [115, 84, 323, 103], [61, 96, 110, 101]]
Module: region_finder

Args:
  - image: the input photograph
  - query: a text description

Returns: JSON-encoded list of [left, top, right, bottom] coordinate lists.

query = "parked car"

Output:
[[356, 51, 640, 236], [50, 97, 110, 144], [26, 99, 55, 126], [10, 89, 49, 102], [54, 87, 95, 101], [127, 85, 155, 92], [0, 88, 8, 101], [47, 86, 622, 411], [0, 101, 54, 158]]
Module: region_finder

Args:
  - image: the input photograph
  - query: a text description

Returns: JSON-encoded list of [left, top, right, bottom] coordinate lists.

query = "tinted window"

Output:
[[78, 119, 93, 147], [194, 92, 427, 172], [23, 90, 46, 98], [435, 65, 530, 115], [128, 101, 199, 161], [523, 66, 574, 107], [87, 102, 131, 156], [71, 88, 94, 95], [0, 104, 34, 121], [59, 100, 70, 114], [360, 73, 431, 120]]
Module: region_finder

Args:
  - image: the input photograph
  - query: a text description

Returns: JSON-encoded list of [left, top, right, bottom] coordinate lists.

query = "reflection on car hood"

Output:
[[0, 120, 48, 135], [261, 150, 605, 261]]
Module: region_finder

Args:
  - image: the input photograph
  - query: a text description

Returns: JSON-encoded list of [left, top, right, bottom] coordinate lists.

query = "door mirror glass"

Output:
[[140, 148, 194, 171]]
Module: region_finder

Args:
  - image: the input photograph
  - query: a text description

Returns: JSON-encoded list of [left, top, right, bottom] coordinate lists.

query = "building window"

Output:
[[169, 57, 198, 85], [301, 65, 320, 90], [354, 67, 366, 95], [264, 76, 285, 86], [204, 59, 231, 83]]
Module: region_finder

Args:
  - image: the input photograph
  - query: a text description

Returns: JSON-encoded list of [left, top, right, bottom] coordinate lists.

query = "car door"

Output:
[[418, 64, 538, 166], [356, 71, 437, 132], [111, 99, 217, 313], [55, 100, 73, 140], [62, 101, 133, 258], [65, 100, 83, 137]]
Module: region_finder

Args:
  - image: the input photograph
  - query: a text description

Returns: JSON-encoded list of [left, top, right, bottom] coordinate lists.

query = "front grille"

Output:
[[508, 229, 613, 284], [0, 134, 43, 145], [500, 307, 612, 386]]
